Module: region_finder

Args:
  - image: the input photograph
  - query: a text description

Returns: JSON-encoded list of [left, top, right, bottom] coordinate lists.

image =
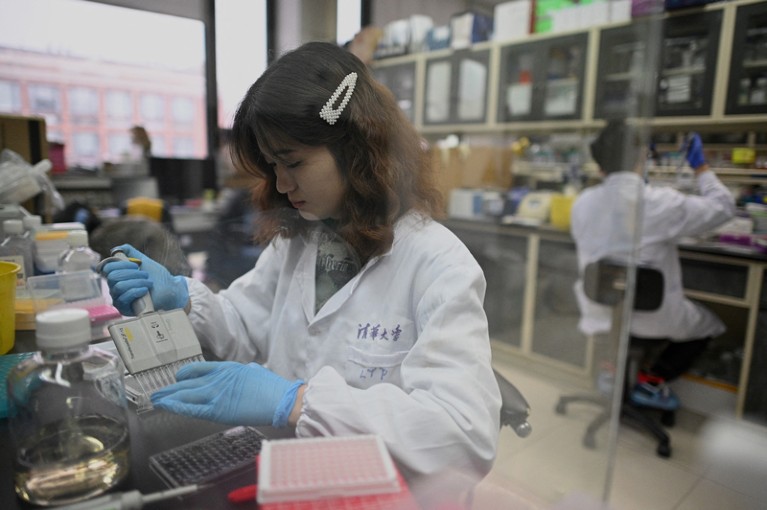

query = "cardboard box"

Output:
[[535, 0, 574, 33], [494, 0, 533, 42], [450, 11, 494, 50], [0, 114, 48, 164], [431, 146, 513, 214]]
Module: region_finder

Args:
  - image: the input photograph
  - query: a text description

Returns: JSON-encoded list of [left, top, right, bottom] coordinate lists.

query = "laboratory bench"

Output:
[[1, 332, 293, 510], [441, 217, 767, 426], [0, 410, 292, 510]]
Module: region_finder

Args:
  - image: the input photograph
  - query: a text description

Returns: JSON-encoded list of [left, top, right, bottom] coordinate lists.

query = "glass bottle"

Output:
[[0, 219, 35, 287], [58, 230, 100, 273], [6, 308, 131, 506]]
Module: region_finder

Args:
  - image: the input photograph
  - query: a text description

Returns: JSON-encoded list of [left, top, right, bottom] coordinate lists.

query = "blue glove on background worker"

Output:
[[685, 132, 706, 169], [101, 244, 189, 315], [150, 361, 304, 427]]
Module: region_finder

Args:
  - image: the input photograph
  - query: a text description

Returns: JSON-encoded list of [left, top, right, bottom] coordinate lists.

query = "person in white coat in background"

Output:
[[571, 121, 736, 409], [101, 41, 501, 506]]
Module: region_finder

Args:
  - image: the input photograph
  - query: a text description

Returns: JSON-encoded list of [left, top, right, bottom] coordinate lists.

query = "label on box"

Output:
[[108, 309, 202, 373]]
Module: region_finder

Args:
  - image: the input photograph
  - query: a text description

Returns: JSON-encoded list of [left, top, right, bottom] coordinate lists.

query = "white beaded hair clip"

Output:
[[319, 72, 358, 125]]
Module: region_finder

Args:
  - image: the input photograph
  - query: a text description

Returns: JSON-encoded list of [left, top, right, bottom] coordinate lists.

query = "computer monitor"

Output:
[[148, 157, 217, 205]]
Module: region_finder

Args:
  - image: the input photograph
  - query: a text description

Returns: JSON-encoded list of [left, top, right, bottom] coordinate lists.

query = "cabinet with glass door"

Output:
[[726, 1, 767, 115], [496, 32, 588, 123], [594, 19, 656, 119], [655, 9, 722, 116], [422, 47, 491, 126], [372, 60, 417, 123]]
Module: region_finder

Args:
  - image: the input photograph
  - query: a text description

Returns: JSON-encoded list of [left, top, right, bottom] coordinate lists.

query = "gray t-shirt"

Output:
[[315, 227, 360, 313]]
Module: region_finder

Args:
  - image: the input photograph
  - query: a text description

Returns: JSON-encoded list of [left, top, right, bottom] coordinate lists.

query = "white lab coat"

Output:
[[571, 170, 736, 340], [185, 211, 501, 486]]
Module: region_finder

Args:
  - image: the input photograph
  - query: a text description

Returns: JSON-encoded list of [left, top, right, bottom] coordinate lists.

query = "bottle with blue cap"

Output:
[[6, 308, 131, 506]]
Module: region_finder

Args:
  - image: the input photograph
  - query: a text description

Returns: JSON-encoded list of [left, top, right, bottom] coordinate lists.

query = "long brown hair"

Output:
[[231, 42, 442, 263]]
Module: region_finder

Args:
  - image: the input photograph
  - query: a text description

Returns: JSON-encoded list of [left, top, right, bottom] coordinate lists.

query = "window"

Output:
[[152, 135, 166, 156], [71, 131, 100, 167], [107, 132, 132, 160], [171, 97, 195, 126], [173, 137, 195, 157], [106, 90, 133, 124], [0, 80, 22, 113], [140, 93, 165, 126], [28, 83, 62, 126], [28, 84, 61, 114], [69, 86, 99, 124], [336, 0, 362, 46], [215, 0, 268, 128], [0, 0, 207, 166]]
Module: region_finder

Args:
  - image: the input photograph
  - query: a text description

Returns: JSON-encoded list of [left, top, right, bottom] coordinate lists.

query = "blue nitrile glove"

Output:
[[150, 361, 304, 428], [685, 132, 706, 169], [101, 244, 188, 316]]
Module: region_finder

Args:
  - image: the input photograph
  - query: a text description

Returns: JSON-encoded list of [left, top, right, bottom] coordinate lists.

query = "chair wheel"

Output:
[[514, 422, 533, 438], [656, 442, 672, 458], [661, 410, 675, 427]]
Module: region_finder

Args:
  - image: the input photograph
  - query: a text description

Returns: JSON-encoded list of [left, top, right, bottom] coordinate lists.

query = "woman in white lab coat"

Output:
[[571, 121, 735, 408], [102, 42, 501, 499]]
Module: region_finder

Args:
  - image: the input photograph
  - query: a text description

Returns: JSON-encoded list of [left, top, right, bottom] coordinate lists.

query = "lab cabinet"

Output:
[[725, 1, 767, 115], [496, 33, 588, 122], [445, 218, 767, 424], [372, 61, 417, 122], [450, 224, 528, 347], [531, 238, 583, 366], [593, 20, 656, 119], [422, 48, 491, 125], [655, 9, 722, 116]]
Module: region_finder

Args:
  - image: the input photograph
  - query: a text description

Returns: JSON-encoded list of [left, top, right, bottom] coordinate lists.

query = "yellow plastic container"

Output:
[[550, 194, 575, 230], [0, 261, 21, 354]]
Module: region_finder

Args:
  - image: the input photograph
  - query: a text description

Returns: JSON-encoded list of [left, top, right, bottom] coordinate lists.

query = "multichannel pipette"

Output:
[[54, 484, 205, 510]]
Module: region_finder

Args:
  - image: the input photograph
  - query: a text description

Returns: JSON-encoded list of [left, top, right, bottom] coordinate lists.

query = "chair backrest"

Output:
[[583, 258, 664, 312]]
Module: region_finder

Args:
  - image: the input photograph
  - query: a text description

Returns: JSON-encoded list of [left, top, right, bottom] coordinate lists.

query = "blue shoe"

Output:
[[630, 383, 680, 411]]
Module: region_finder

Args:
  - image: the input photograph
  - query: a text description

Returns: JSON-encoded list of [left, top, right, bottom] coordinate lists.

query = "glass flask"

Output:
[[7, 308, 130, 506]]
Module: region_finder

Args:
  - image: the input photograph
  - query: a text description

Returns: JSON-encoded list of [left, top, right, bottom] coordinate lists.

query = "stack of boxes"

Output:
[[374, 0, 659, 58]]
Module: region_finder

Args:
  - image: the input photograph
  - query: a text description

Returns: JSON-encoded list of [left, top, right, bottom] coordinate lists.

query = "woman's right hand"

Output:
[[101, 244, 189, 315]]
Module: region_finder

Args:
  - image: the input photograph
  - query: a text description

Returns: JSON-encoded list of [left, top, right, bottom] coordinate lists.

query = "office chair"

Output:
[[494, 368, 532, 438], [555, 258, 673, 458]]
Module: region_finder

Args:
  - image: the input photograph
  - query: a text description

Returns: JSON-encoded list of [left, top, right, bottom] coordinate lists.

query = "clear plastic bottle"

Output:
[[22, 215, 41, 275], [22, 215, 42, 239], [6, 308, 131, 506], [58, 230, 100, 273], [0, 219, 35, 286]]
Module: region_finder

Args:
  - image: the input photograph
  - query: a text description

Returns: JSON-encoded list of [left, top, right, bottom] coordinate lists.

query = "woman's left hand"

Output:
[[150, 361, 303, 427]]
